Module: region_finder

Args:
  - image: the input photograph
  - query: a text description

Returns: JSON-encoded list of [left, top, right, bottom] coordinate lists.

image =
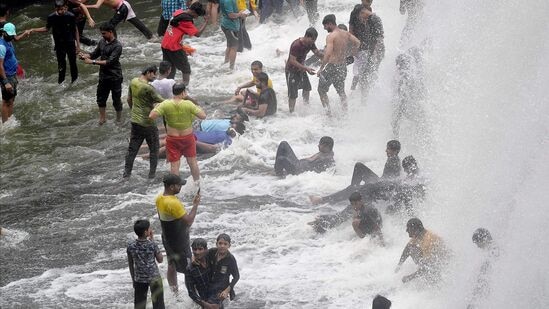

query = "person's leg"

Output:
[[186, 156, 200, 181], [351, 162, 380, 186], [157, 15, 169, 37], [96, 79, 109, 124], [196, 141, 218, 153], [274, 141, 299, 175], [144, 126, 160, 178], [109, 4, 128, 38], [320, 185, 356, 204], [302, 73, 312, 104], [333, 66, 348, 110], [66, 43, 78, 83], [318, 69, 332, 111], [111, 79, 123, 122], [55, 45, 67, 84], [168, 50, 191, 85], [170, 160, 181, 175], [1, 98, 13, 123], [127, 17, 153, 39], [150, 277, 165, 309], [133, 281, 149, 309], [124, 123, 146, 178], [227, 46, 237, 70], [286, 71, 299, 112], [166, 263, 178, 292], [162, 48, 177, 80]]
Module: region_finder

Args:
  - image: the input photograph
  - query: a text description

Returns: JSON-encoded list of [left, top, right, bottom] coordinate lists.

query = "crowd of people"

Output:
[[0, 0, 499, 308]]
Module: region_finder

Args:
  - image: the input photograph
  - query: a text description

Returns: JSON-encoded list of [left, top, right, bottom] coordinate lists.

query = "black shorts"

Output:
[[285, 70, 311, 99], [1, 75, 18, 101], [96, 78, 123, 111], [318, 63, 347, 95], [162, 48, 191, 74], [221, 26, 239, 48]]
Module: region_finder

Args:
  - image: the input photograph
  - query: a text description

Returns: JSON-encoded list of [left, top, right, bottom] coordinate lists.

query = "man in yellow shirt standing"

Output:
[[156, 173, 201, 297], [149, 83, 206, 183]]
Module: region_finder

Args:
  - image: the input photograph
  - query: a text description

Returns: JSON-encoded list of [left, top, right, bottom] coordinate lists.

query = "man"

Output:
[[123, 65, 165, 179], [467, 228, 499, 309], [30, 0, 81, 84], [285, 27, 323, 112], [161, 2, 208, 85], [156, 173, 201, 296], [185, 238, 217, 309], [149, 83, 206, 181], [86, 0, 153, 39], [67, 0, 97, 46], [399, 0, 424, 43], [395, 218, 449, 283], [235, 0, 256, 53], [349, 0, 372, 90], [357, 5, 385, 100], [79, 23, 123, 125], [309, 139, 402, 205], [241, 72, 277, 118], [158, 0, 187, 37], [349, 192, 384, 243], [226, 60, 273, 105], [151, 61, 176, 99], [0, 23, 19, 123], [219, 0, 246, 70], [301, 0, 319, 26], [317, 14, 360, 113], [274, 136, 334, 177], [0, 5, 32, 42]]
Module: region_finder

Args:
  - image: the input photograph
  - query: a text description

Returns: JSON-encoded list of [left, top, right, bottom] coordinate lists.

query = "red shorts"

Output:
[[166, 134, 197, 162]]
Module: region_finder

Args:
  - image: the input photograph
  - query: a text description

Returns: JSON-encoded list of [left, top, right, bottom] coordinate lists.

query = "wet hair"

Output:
[[251, 60, 263, 69], [387, 140, 401, 152], [217, 233, 231, 244], [191, 238, 208, 249], [133, 219, 150, 237], [256, 72, 269, 84], [172, 83, 186, 96], [99, 23, 115, 33], [142, 65, 157, 75], [55, 0, 67, 8], [319, 136, 334, 150], [402, 155, 418, 175], [159, 61, 172, 75], [337, 24, 348, 31], [472, 228, 492, 245], [349, 192, 362, 202], [322, 14, 336, 25], [233, 122, 246, 135], [0, 4, 8, 17], [304, 27, 318, 39], [406, 218, 424, 232], [189, 2, 206, 16], [236, 108, 249, 122], [372, 295, 392, 309]]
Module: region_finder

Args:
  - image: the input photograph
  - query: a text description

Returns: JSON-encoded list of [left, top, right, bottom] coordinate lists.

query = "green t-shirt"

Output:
[[152, 99, 203, 130], [129, 78, 164, 127]]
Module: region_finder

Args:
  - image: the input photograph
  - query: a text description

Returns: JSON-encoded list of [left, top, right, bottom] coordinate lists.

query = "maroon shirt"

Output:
[[285, 38, 318, 73]]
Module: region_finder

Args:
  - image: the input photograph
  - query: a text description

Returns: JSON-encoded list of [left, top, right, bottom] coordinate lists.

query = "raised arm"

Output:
[[86, 0, 104, 9], [181, 192, 201, 226]]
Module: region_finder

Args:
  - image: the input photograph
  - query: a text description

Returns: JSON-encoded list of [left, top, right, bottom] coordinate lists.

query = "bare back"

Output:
[[325, 29, 360, 64]]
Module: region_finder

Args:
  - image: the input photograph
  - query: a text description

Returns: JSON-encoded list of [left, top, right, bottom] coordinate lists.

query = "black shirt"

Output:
[[357, 205, 382, 235], [382, 155, 401, 179], [46, 11, 77, 45], [89, 38, 123, 81], [349, 4, 369, 50], [207, 248, 240, 300], [185, 259, 211, 305], [258, 88, 277, 116]]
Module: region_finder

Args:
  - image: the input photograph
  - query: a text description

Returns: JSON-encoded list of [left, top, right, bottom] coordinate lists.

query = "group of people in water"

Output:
[[0, 0, 498, 308]]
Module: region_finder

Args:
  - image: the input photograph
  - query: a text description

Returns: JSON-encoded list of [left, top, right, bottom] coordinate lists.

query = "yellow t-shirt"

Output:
[[155, 194, 187, 221], [236, 0, 257, 12], [152, 99, 203, 130]]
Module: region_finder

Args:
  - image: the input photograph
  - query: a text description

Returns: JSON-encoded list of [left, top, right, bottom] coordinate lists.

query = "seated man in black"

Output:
[[350, 192, 384, 244], [274, 136, 335, 177], [240, 72, 277, 118], [309, 139, 402, 204]]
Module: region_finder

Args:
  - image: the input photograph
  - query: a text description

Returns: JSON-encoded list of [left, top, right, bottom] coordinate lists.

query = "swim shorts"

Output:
[[318, 63, 347, 95], [162, 48, 191, 74], [166, 134, 197, 161], [285, 70, 311, 99], [0, 75, 18, 101], [221, 26, 239, 48]]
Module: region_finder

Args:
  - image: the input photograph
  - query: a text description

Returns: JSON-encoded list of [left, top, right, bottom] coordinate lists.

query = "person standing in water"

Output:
[[149, 83, 206, 181], [206, 233, 240, 308], [79, 23, 123, 125], [317, 14, 360, 114], [467, 228, 499, 309], [0, 23, 20, 123]]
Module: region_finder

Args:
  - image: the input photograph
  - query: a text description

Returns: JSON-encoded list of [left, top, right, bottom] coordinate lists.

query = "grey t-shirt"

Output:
[[127, 239, 161, 283]]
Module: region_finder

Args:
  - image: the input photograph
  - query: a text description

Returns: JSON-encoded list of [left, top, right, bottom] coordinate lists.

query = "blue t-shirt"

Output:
[[200, 119, 231, 132], [0, 39, 18, 76], [195, 130, 232, 146], [219, 0, 240, 31]]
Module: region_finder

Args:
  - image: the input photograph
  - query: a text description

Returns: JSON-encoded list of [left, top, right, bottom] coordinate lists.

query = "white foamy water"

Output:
[[1, 0, 549, 308]]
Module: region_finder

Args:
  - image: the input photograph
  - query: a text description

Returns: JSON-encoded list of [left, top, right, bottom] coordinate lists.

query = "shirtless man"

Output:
[[86, 0, 153, 39], [317, 14, 360, 113]]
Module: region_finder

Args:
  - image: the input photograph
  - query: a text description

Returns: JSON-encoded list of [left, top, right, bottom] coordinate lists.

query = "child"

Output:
[[207, 233, 240, 307], [127, 219, 165, 309]]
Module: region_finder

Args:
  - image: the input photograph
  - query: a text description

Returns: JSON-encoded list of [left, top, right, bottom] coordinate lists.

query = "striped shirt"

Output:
[[161, 0, 187, 19]]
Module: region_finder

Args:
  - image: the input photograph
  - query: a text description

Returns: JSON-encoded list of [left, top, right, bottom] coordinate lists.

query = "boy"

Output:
[[127, 219, 165, 309]]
